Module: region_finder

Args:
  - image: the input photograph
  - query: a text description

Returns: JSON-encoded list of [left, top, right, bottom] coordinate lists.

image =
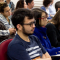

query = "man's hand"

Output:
[[9, 28, 16, 35], [36, 58, 52, 60]]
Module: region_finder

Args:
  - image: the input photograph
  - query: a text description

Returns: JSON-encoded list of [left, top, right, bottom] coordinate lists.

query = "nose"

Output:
[[9, 10, 11, 15], [45, 18, 47, 21], [33, 23, 35, 28]]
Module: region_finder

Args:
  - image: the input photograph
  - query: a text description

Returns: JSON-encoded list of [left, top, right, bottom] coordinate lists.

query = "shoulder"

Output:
[[29, 35, 40, 43], [46, 23, 57, 32], [10, 1, 14, 5], [41, 6, 46, 11], [46, 23, 55, 29], [41, 6, 45, 10], [8, 36, 22, 47], [0, 14, 4, 18], [41, 6, 45, 8], [0, 14, 6, 23]]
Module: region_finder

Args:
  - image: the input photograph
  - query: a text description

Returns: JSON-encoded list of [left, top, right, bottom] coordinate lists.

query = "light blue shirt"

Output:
[[49, 5, 56, 15]]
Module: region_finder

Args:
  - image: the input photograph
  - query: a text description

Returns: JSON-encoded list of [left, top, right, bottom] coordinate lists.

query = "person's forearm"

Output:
[[36, 58, 52, 60]]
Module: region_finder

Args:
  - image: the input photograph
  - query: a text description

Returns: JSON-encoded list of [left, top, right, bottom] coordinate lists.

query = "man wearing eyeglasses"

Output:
[[7, 8, 51, 60]]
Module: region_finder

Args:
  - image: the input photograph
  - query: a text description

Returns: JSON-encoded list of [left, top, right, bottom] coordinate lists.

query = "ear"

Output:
[[1, 12, 3, 14], [58, 8, 60, 11], [28, 3, 30, 5], [16, 24, 22, 30]]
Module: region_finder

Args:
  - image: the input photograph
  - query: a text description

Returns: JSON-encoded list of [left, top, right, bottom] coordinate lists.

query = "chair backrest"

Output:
[[0, 39, 13, 60]]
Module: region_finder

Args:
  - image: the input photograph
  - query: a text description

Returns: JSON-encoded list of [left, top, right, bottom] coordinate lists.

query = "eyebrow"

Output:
[[29, 20, 36, 23], [42, 16, 46, 17]]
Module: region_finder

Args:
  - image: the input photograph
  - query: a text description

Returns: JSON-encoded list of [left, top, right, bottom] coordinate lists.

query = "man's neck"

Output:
[[17, 31, 30, 42], [27, 6, 32, 10]]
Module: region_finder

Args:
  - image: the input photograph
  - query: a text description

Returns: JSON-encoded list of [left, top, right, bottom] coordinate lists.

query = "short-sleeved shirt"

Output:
[[7, 34, 46, 60]]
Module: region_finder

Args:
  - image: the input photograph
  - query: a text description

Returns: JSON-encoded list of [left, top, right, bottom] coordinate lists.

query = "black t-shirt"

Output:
[[46, 23, 60, 47]]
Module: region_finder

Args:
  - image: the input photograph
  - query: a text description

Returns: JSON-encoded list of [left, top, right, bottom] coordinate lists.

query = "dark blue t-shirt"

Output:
[[7, 34, 46, 60]]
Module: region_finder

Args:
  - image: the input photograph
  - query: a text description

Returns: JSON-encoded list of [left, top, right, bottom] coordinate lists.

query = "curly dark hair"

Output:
[[0, 2, 8, 13]]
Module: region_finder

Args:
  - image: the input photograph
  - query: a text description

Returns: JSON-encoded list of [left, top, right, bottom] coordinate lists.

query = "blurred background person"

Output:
[[26, 0, 34, 9], [46, 10, 60, 47], [5, 0, 15, 13], [55, 1, 60, 12], [0, 2, 16, 40], [41, 0, 53, 20], [15, 0, 27, 10], [49, 0, 56, 17]]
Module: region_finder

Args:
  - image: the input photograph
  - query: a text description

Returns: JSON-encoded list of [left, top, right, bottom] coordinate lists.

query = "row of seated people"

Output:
[[41, 0, 60, 20], [0, 0, 60, 60], [0, 8, 52, 60], [0, 0, 34, 42], [0, 0, 60, 20], [0, 8, 60, 60], [0, 0, 57, 20]]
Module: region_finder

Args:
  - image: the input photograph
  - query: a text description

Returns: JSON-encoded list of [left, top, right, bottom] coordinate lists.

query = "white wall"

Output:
[[11, 0, 18, 7], [53, 0, 60, 6]]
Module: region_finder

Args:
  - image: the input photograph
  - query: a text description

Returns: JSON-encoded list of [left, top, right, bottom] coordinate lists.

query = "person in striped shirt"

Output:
[[0, 2, 16, 37]]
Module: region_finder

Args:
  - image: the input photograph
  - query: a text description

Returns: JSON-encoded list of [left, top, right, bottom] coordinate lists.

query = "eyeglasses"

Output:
[[23, 20, 36, 27], [38, 16, 47, 19]]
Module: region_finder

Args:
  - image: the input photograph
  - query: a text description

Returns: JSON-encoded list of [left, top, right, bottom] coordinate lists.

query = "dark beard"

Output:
[[22, 26, 33, 36]]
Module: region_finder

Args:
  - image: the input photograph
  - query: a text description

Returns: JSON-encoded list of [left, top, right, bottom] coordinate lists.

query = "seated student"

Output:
[[15, 0, 27, 10], [32, 8, 60, 56], [0, 2, 16, 37], [46, 10, 60, 47], [41, 0, 52, 20], [5, 0, 15, 12], [55, 1, 60, 12], [26, 0, 34, 9], [7, 8, 51, 60], [49, 0, 56, 17]]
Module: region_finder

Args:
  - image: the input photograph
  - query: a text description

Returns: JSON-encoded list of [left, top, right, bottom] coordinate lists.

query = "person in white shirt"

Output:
[[49, 0, 56, 17]]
